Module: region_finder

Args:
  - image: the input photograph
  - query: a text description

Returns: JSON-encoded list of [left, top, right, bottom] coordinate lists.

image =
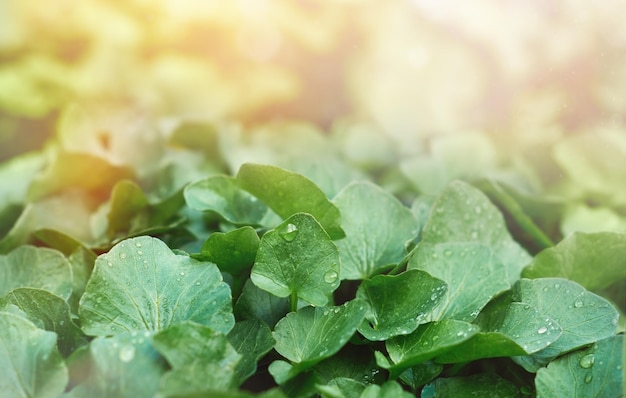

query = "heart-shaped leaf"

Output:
[[251, 213, 340, 307], [79, 236, 234, 336]]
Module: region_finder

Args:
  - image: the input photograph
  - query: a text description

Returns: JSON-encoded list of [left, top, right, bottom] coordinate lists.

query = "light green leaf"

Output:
[[106, 179, 149, 238], [381, 320, 479, 377], [421, 373, 520, 398], [184, 176, 270, 226], [333, 181, 419, 279], [535, 335, 624, 398], [200, 226, 260, 275], [153, 321, 241, 394], [227, 319, 275, 384], [317, 377, 366, 398], [79, 236, 234, 336], [421, 180, 531, 283], [236, 163, 344, 239], [1, 288, 88, 357], [356, 270, 447, 341], [0, 245, 73, 299], [270, 300, 367, 382], [409, 242, 509, 322], [251, 213, 340, 307], [436, 302, 562, 363], [0, 151, 43, 210], [510, 278, 619, 369], [64, 332, 165, 398], [523, 232, 626, 291], [0, 312, 68, 398], [234, 280, 289, 329]]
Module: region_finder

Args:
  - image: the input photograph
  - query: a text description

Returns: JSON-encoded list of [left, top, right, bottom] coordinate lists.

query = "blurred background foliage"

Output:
[[0, 0, 625, 240]]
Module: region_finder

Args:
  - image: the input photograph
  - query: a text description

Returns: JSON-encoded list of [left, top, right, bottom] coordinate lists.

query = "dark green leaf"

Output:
[[0, 312, 68, 398], [234, 279, 289, 329], [333, 181, 419, 279], [421, 373, 520, 398], [227, 319, 275, 384], [251, 213, 340, 307], [79, 236, 234, 336], [236, 163, 344, 239], [201, 226, 260, 275], [356, 270, 447, 340]]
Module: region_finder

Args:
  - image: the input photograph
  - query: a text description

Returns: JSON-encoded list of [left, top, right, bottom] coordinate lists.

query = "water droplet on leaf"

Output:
[[119, 345, 136, 362], [119, 253, 127, 259], [280, 223, 299, 241], [323, 270, 338, 283], [574, 300, 583, 308], [579, 354, 595, 369], [584, 373, 593, 384], [537, 327, 548, 334]]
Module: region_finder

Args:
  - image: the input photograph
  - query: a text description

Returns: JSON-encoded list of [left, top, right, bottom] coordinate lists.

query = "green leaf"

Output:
[[333, 181, 419, 279], [312, 345, 384, 386], [227, 319, 275, 384], [169, 121, 226, 170], [106, 179, 149, 238], [535, 335, 624, 398], [0, 245, 73, 299], [436, 302, 562, 363], [355, 269, 447, 341], [234, 280, 289, 329], [153, 321, 241, 394], [421, 373, 520, 398], [1, 288, 88, 357], [509, 278, 619, 369], [409, 242, 509, 322], [270, 300, 367, 382], [381, 320, 479, 377], [200, 226, 260, 275], [64, 332, 166, 398], [184, 176, 270, 226], [316, 377, 366, 398], [0, 151, 43, 210], [0, 312, 68, 398], [79, 236, 234, 336], [359, 380, 414, 398], [522, 232, 626, 291], [398, 362, 443, 392], [251, 213, 340, 307], [421, 180, 532, 283], [236, 163, 344, 239]]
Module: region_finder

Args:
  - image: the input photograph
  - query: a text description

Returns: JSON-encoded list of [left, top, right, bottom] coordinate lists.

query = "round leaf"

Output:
[[79, 236, 234, 336]]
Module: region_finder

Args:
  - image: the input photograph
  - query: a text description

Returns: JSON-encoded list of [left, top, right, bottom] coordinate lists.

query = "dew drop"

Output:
[[574, 300, 583, 308], [430, 293, 438, 301], [542, 287, 549, 292], [119, 345, 136, 363], [135, 242, 142, 247], [554, 283, 560, 289], [323, 270, 338, 283], [470, 231, 478, 240], [474, 206, 482, 214], [443, 249, 453, 257], [107, 262, 113, 268], [579, 354, 595, 369], [435, 207, 444, 214], [111, 326, 117, 332], [137, 251, 143, 256], [584, 373, 593, 384], [280, 223, 299, 242], [119, 252, 127, 259], [537, 327, 548, 334], [180, 272, 185, 276]]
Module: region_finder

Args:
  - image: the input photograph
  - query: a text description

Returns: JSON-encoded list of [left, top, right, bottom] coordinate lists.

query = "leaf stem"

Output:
[[290, 291, 298, 313]]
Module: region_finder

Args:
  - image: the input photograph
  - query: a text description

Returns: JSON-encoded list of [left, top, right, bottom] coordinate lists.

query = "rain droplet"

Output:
[[135, 242, 142, 248], [443, 249, 453, 257], [111, 326, 117, 332], [474, 206, 482, 214], [107, 262, 113, 268], [579, 354, 595, 369], [554, 283, 560, 289], [436, 207, 444, 214], [119, 345, 136, 362], [537, 327, 548, 334], [574, 300, 583, 308], [430, 293, 439, 301], [179, 272, 185, 276], [137, 251, 143, 255], [470, 231, 478, 240], [584, 373, 593, 384], [323, 270, 338, 283], [119, 253, 127, 259], [280, 223, 299, 242]]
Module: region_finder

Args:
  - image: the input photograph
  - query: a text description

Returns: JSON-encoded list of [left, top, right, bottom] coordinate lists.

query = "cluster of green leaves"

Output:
[[0, 117, 624, 398]]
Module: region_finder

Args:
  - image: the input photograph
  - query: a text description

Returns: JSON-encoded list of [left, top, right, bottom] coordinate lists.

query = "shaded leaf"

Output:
[[356, 270, 447, 341], [333, 181, 419, 279], [421, 373, 520, 398], [251, 213, 340, 307], [236, 163, 344, 239], [234, 279, 289, 329], [0, 245, 73, 299], [153, 321, 241, 394], [79, 236, 234, 336], [200, 226, 260, 275], [227, 319, 275, 384], [0, 312, 68, 398]]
